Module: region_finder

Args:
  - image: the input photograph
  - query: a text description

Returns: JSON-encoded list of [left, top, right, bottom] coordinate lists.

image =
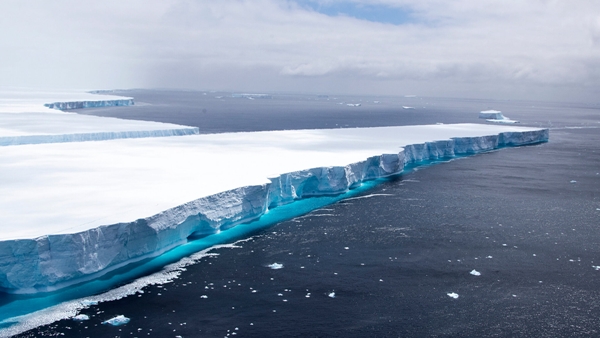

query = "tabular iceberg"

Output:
[[0, 89, 549, 294], [0, 123, 548, 294]]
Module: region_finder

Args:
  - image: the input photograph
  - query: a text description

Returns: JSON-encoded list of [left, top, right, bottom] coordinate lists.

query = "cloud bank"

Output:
[[1, 0, 599, 102]]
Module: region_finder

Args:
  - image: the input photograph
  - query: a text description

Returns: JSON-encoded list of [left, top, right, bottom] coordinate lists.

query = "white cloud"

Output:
[[0, 0, 599, 101]]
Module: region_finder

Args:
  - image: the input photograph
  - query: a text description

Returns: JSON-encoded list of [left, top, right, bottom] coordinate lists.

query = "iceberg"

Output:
[[0, 123, 548, 294], [0, 89, 199, 145], [479, 110, 519, 124], [0, 88, 549, 294]]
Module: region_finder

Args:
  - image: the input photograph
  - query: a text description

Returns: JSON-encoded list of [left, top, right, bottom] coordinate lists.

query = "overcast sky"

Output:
[[1, 0, 599, 102]]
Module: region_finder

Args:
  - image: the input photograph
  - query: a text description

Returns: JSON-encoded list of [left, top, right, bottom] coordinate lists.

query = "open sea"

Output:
[[8, 91, 600, 337]]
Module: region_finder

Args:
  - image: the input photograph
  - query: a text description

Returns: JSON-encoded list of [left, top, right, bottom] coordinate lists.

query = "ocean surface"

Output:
[[10, 91, 600, 337]]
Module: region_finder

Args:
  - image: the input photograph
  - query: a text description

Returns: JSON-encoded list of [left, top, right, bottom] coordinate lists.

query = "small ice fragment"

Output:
[[72, 314, 89, 321], [102, 315, 130, 326], [306, 293, 311, 298], [201, 295, 208, 298], [328, 292, 336, 298], [533, 254, 536, 257], [470, 270, 481, 276], [268, 263, 283, 269], [379, 279, 384, 282], [447, 292, 459, 299], [277, 293, 283, 296], [344, 247, 349, 250], [512, 294, 517, 297], [252, 290, 257, 293], [570, 180, 577, 183], [593, 266, 600, 271], [502, 244, 507, 246]]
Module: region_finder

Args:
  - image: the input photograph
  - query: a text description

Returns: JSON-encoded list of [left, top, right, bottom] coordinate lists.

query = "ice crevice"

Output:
[[0, 127, 549, 294]]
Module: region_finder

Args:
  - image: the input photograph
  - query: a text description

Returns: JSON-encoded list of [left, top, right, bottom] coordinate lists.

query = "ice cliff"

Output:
[[0, 128, 199, 146], [0, 128, 549, 294], [44, 98, 134, 110]]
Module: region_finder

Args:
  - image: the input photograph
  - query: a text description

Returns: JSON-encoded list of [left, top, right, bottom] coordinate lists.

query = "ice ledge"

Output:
[[0, 126, 549, 293], [44, 98, 134, 110], [0, 127, 199, 146]]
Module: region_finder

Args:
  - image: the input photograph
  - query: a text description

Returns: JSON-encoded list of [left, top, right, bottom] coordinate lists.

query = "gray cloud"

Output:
[[1, 0, 599, 102]]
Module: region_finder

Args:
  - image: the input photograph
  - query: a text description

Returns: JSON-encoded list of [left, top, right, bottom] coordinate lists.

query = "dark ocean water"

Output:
[[12, 91, 600, 337]]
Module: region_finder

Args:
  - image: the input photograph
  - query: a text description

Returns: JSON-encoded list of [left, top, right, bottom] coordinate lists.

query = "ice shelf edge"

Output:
[[44, 99, 135, 110], [0, 128, 549, 293]]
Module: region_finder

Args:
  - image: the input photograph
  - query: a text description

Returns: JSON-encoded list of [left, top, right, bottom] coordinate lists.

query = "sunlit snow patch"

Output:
[[447, 292, 459, 299], [268, 263, 284, 270], [102, 315, 130, 326]]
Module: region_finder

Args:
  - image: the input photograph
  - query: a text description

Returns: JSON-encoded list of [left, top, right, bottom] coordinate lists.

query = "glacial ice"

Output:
[[0, 124, 549, 294], [0, 89, 549, 295], [479, 110, 519, 124], [101, 315, 130, 326], [0, 90, 199, 146]]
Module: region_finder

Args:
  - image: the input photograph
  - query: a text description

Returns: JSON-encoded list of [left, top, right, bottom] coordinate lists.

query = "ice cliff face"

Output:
[[44, 99, 134, 110], [0, 128, 200, 146], [0, 128, 549, 293]]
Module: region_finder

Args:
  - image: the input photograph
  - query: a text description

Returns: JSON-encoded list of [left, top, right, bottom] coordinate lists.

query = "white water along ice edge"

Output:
[[0, 124, 548, 295]]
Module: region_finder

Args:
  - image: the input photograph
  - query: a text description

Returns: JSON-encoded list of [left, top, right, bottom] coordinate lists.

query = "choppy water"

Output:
[[8, 91, 600, 337]]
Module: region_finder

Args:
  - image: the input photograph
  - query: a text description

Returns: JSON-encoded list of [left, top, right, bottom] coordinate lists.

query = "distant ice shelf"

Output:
[[0, 88, 199, 145], [0, 121, 548, 294], [44, 98, 134, 110]]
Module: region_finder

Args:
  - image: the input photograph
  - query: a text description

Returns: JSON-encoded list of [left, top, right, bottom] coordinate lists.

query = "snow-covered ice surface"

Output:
[[0, 88, 133, 114], [0, 123, 548, 293], [0, 88, 198, 145]]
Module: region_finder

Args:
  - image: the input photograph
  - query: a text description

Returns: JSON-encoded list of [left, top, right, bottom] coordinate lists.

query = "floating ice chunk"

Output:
[[470, 270, 481, 276], [346, 103, 361, 107], [102, 315, 130, 326], [402, 106, 415, 109], [201, 295, 208, 298], [486, 256, 493, 259], [570, 180, 577, 183], [447, 292, 459, 299], [268, 263, 283, 269], [328, 292, 336, 298], [593, 266, 600, 271], [72, 314, 89, 321], [344, 247, 349, 250]]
